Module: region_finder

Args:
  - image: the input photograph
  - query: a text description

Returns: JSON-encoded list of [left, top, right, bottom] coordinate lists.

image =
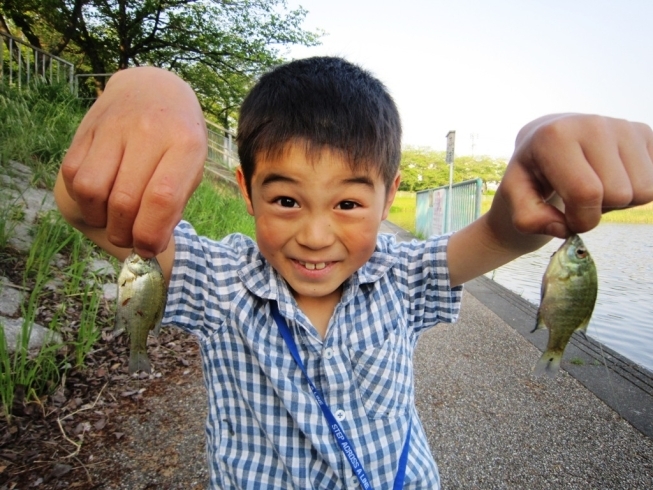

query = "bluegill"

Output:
[[532, 234, 598, 377], [116, 252, 167, 374]]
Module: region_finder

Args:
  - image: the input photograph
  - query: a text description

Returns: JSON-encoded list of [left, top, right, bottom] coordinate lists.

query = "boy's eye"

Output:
[[276, 197, 298, 208], [337, 201, 359, 210]]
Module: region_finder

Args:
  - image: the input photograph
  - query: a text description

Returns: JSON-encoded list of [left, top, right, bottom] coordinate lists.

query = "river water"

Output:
[[486, 223, 653, 373]]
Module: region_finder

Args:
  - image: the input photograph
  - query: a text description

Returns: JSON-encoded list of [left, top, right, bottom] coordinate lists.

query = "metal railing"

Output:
[[416, 178, 483, 236], [204, 120, 239, 186], [74, 73, 113, 100], [67, 73, 241, 179], [0, 32, 74, 90], [0, 34, 241, 182]]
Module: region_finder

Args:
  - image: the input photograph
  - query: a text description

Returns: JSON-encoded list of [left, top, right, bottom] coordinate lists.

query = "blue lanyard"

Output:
[[270, 301, 411, 489]]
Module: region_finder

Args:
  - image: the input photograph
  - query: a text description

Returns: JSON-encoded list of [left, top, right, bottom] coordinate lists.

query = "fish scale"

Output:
[[115, 252, 167, 374], [532, 234, 598, 377]]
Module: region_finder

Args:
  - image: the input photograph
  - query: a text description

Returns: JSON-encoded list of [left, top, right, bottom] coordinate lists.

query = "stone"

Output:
[[16, 187, 57, 225], [102, 282, 118, 302], [1, 316, 63, 353], [8, 160, 32, 177], [90, 259, 116, 278], [0, 277, 24, 317]]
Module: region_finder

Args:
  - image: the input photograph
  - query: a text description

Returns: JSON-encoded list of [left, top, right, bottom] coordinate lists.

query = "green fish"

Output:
[[532, 234, 598, 377], [116, 252, 167, 374]]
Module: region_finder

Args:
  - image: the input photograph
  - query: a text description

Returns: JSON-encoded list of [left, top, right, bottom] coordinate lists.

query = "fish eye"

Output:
[[575, 247, 587, 258]]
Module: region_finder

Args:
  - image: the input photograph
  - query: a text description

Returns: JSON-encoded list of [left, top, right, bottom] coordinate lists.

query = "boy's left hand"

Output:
[[496, 114, 653, 239], [448, 114, 652, 287]]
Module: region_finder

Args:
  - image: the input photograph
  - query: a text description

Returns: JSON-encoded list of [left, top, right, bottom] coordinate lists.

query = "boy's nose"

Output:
[[296, 214, 335, 249]]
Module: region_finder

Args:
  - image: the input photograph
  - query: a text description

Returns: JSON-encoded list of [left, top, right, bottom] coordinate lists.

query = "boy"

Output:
[[54, 57, 653, 488]]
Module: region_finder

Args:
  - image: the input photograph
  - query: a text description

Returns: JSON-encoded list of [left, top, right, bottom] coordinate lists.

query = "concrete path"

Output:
[[380, 219, 653, 488]]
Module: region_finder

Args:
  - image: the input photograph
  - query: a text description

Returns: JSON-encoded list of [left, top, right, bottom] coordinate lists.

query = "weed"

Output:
[[74, 281, 102, 367], [184, 178, 255, 239], [23, 211, 75, 283], [0, 80, 86, 186]]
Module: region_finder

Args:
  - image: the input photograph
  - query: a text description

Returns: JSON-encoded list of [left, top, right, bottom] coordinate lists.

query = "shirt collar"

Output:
[[236, 245, 396, 313]]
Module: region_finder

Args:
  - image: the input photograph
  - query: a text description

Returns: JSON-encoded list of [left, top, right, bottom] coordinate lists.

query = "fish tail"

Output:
[[533, 350, 562, 378], [531, 313, 546, 334], [129, 351, 152, 374], [114, 315, 125, 335]]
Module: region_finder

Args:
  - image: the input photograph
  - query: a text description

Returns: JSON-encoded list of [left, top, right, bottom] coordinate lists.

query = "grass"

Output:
[[184, 178, 256, 239], [0, 210, 107, 417], [388, 192, 653, 234], [0, 81, 93, 417], [601, 201, 653, 224], [0, 82, 258, 418], [388, 191, 418, 235], [0, 81, 87, 188]]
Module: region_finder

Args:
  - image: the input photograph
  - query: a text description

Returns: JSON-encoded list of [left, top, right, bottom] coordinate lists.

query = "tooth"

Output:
[[305, 262, 316, 270], [315, 263, 326, 270]]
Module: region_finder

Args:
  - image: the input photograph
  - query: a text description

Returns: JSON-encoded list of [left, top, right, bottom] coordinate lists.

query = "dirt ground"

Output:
[[0, 326, 210, 490]]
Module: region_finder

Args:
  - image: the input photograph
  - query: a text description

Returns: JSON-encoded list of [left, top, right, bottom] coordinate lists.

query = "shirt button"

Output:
[[350, 475, 359, 486], [335, 409, 346, 421], [324, 347, 334, 359]]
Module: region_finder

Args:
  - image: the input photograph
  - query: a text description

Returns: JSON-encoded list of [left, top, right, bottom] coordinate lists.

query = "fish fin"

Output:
[[129, 351, 152, 374], [531, 312, 546, 334], [152, 320, 162, 337], [533, 350, 562, 378], [577, 317, 591, 333], [114, 315, 125, 336]]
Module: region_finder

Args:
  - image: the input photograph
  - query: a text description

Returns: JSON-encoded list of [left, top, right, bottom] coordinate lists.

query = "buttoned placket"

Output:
[[318, 312, 363, 489]]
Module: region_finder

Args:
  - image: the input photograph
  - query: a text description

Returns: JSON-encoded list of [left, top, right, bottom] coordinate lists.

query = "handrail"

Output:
[[205, 119, 239, 171], [0, 31, 74, 90], [0, 32, 241, 181]]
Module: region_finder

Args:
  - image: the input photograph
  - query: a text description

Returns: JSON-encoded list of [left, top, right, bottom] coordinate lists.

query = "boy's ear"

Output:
[[382, 172, 401, 220], [235, 167, 255, 216]]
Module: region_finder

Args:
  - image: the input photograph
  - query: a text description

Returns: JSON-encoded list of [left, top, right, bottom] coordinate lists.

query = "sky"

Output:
[[285, 0, 653, 158]]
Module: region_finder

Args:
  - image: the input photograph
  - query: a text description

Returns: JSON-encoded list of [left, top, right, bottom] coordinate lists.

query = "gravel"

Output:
[[415, 293, 653, 489]]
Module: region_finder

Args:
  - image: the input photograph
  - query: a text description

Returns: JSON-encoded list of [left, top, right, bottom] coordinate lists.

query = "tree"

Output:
[[399, 146, 507, 192], [0, 0, 321, 126]]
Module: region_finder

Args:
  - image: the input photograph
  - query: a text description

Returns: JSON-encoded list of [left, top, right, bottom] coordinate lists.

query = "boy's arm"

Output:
[[54, 66, 207, 282], [448, 114, 653, 287]]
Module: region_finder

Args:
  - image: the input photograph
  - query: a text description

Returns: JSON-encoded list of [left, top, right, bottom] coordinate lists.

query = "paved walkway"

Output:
[[97, 220, 653, 489], [380, 219, 653, 488]]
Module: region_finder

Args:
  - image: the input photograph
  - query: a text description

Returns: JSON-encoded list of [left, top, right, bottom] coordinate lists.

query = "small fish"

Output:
[[532, 234, 598, 377], [116, 252, 167, 374]]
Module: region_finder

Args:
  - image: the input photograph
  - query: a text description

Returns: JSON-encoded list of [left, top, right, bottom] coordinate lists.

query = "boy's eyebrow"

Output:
[[261, 173, 297, 187], [342, 175, 376, 189], [261, 173, 376, 189]]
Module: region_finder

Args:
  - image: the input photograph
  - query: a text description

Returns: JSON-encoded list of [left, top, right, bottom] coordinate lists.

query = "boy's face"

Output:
[[236, 142, 400, 306]]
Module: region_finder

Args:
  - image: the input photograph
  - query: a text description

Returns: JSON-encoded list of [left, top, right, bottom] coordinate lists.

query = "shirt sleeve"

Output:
[[161, 221, 256, 339], [379, 233, 463, 336]]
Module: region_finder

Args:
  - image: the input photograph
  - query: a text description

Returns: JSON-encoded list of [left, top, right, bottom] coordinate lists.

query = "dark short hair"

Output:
[[236, 56, 402, 197]]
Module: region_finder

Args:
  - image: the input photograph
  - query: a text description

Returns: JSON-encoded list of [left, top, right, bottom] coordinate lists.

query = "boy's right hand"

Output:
[[58, 67, 207, 259]]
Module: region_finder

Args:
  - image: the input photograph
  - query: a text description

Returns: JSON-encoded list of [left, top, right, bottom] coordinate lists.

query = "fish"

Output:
[[531, 234, 598, 377], [115, 252, 167, 374]]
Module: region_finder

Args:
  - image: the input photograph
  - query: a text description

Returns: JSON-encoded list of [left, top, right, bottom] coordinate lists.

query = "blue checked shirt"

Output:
[[162, 221, 462, 489]]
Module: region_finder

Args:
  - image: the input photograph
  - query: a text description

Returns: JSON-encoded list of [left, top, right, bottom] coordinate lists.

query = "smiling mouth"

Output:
[[298, 261, 327, 270]]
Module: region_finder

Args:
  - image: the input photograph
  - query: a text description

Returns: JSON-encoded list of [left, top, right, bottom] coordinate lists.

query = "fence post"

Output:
[[9, 37, 13, 86], [17, 43, 21, 90], [475, 178, 482, 221], [26, 48, 31, 85]]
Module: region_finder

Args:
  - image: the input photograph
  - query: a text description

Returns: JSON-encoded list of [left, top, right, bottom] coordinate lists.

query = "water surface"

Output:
[[486, 223, 653, 373]]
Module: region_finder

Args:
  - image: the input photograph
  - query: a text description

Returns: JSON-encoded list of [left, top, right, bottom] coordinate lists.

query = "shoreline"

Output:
[[380, 219, 653, 441]]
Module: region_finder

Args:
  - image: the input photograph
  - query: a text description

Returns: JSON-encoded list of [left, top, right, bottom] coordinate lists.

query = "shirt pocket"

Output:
[[349, 328, 413, 420]]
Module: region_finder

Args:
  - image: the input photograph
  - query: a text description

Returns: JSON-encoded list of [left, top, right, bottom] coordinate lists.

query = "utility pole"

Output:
[[445, 131, 455, 233], [470, 133, 478, 157]]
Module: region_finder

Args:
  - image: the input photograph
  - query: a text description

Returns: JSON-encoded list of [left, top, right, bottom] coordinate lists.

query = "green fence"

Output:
[[416, 178, 483, 237]]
